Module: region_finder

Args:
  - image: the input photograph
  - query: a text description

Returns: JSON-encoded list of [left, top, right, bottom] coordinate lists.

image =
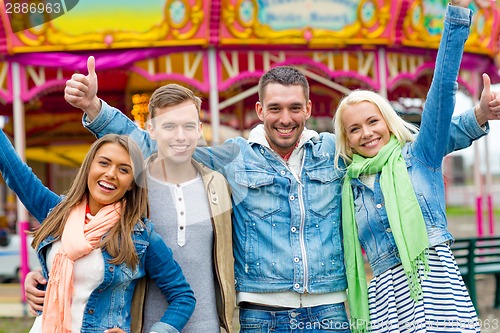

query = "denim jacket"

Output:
[[83, 94, 485, 297], [349, 5, 482, 277], [0, 130, 196, 333]]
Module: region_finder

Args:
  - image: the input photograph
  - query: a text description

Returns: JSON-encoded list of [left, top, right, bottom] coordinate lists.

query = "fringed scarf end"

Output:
[[407, 249, 429, 302]]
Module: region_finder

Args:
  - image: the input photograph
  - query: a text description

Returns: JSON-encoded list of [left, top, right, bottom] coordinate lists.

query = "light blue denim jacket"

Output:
[[82, 9, 486, 291], [349, 5, 479, 277], [0, 130, 195, 333]]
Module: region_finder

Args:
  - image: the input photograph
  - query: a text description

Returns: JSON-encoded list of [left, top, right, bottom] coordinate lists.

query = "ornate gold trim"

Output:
[[222, 0, 392, 43], [12, 0, 205, 49]]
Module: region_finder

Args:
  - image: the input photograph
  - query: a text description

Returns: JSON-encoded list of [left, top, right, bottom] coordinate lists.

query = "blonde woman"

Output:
[[333, 1, 491, 332]]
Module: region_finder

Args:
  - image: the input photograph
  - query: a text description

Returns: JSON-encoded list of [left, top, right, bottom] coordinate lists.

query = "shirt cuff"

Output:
[[149, 322, 179, 333]]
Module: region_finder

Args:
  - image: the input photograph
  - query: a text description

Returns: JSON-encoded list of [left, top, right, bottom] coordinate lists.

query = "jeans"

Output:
[[239, 303, 351, 332]]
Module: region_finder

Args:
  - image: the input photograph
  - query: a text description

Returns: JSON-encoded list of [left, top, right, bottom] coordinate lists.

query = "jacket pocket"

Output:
[[416, 193, 438, 226], [235, 169, 281, 219], [305, 167, 342, 218], [120, 241, 147, 279]]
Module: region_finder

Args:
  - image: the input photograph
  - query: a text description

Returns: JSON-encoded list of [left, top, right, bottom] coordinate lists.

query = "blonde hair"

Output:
[[333, 90, 419, 169], [32, 134, 149, 269]]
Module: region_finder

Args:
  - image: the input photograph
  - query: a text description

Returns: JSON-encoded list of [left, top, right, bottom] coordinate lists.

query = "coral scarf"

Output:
[[42, 199, 122, 333]]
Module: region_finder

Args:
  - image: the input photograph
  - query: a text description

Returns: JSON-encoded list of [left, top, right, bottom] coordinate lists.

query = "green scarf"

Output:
[[342, 135, 429, 333]]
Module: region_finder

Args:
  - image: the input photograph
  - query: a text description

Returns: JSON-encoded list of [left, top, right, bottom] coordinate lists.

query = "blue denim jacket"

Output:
[[198, 132, 348, 293], [0, 130, 195, 333], [349, 6, 479, 277]]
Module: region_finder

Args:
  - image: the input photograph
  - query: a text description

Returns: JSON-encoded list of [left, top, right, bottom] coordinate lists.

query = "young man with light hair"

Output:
[[26, 59, 235, 333]]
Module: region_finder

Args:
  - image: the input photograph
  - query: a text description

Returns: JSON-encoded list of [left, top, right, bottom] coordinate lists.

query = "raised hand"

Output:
[[64, 56, 101, 120], [475, 73, 500, 126]]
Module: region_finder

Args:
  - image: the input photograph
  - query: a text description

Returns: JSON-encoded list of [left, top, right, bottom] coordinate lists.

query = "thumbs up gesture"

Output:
[[476, 73, 500, 124], [64, 56, 102, 120]]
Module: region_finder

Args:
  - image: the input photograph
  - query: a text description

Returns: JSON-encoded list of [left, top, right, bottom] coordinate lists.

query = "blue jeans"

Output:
[[239, 303, 351, 332]]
